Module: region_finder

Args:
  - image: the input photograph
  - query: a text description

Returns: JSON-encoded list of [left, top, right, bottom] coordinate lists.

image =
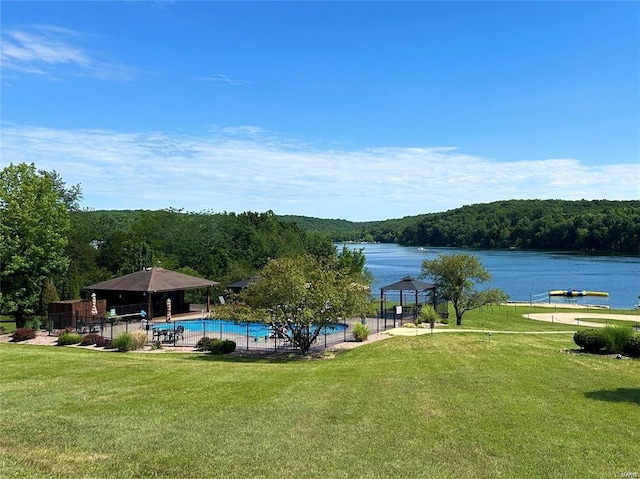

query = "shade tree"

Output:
[[420, 253, 508, 326]]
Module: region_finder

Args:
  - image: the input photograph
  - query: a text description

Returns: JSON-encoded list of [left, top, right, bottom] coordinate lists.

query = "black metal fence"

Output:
[[47, 305, 424, 353], [47, 315, 402, 352], [47, 303, 148, 335], [144, 319, 360, 352], [378, 300, 450, 325]]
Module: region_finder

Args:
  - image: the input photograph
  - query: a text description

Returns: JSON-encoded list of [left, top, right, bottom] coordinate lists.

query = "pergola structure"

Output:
[[85, 267, 219, 319], [379, 275, 437, 323]]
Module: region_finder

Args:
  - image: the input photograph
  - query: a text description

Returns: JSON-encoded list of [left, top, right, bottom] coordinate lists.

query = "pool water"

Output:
[[155, 319, 347, 339]]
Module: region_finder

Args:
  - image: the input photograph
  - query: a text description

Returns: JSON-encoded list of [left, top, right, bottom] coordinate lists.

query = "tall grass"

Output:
[[112, 330, 147, 351], [599, 326, 635, 354]]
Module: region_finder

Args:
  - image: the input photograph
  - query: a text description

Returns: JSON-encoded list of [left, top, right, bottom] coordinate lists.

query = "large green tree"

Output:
[[420, 253, 508, 326], [0, 163, 81, 327], [229, 253, 371, 354]]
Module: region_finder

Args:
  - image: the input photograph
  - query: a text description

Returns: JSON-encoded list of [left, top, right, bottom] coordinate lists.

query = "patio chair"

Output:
[[152, 328, 169, 342], [175, 325, 185, 340]]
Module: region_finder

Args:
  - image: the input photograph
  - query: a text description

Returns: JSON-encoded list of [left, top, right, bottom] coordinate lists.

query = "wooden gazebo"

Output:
[[85, 267, 219, 319], [379, 275, 437, 323]]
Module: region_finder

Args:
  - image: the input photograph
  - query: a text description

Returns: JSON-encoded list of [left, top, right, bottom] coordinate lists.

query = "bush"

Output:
[[404, 323, 415, 328], [57, 332, 83, 346], [100, 338, 114, 349], [195, 337, 214, 351], [80, 333, 102, 346], [440, 318, 449, 325], [417, 305, 439, 325], [24, 317, 41, 330], [573, 329, 606, 352], [113, 331, 147, 352], [11, 328, 37, 342], [599, 326, 635, 354], [113, 332, 134, 352], [131, 330, 147, 350], [352, 322, 369, 342], [623, 333, 640, 357], [208, 339, 236, 354]]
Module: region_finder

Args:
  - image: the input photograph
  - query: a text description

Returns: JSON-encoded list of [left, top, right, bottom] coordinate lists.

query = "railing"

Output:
[[48, 311, 404, 353], [93, 316, 400, 353]]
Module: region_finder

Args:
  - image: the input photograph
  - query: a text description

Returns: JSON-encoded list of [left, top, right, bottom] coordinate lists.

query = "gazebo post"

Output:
[[206, 287, 211, 312], [147, 294, 153, 320]]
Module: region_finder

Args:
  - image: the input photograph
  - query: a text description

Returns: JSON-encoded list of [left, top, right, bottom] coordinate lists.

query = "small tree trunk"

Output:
[[15, 311, 26, 329]]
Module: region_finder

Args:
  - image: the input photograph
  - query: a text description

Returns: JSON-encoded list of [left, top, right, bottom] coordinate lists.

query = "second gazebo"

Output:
[[379, 275, 436, 324]]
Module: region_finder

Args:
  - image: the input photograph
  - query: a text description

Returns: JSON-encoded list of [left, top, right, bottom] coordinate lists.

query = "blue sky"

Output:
[[2, 1, 638, 221]]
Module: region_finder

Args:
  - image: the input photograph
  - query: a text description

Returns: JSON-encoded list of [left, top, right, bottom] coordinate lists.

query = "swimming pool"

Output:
[[154, 319, 347, 339]]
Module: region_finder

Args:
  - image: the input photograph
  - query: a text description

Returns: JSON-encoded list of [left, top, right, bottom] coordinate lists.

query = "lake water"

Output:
[[343, 243, 640, 310]]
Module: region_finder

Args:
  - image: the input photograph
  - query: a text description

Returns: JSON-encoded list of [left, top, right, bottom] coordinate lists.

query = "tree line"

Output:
[[281, 199, 640, 253], [65, 208, 336, 299]]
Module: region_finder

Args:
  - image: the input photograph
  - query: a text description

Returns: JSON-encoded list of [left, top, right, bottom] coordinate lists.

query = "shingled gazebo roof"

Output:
[[85, 267, 218, 293]]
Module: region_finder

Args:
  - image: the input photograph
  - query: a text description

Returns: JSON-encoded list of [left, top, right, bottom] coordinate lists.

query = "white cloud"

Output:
[[2, 123, 638, 221], [1, 25, 135, 81], [196, 73, 250, 86]]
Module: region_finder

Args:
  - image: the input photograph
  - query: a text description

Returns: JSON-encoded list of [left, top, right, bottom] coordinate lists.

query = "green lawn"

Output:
[[1, 331, 638, 478]]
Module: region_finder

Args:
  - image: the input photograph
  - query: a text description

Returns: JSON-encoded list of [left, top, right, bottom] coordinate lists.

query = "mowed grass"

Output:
[[1, 332, 639, 479]]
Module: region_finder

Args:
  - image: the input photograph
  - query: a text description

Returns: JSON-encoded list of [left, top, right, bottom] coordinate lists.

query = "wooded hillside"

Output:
[[64, 209, 335, 300], [280, 200, 640, 253]]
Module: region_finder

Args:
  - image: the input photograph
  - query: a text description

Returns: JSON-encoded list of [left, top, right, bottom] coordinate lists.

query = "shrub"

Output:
[[24, 317, 40, 330], [150, 341, 162, 350], [195, 337, 214, 351], [57, 332, 83, 346], [623, 333, 640, 357], [208, 339, 236, 354], [100, 338, 114, 349], [131, 330, 147, 350], [11, 328, 37, 342], [352, 322, 369, 342], [417, 305, 439, 325], [404, 323, 415, 328], [599, 326, 635, 354], [80, 333, 102, 346], [113, 332, 134, 352], [573, 329, 606, 352], [440, 318, 449, 325]]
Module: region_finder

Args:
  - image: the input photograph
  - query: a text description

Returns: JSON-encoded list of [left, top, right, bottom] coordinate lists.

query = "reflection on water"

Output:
[[343, 243, 640, 310]]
